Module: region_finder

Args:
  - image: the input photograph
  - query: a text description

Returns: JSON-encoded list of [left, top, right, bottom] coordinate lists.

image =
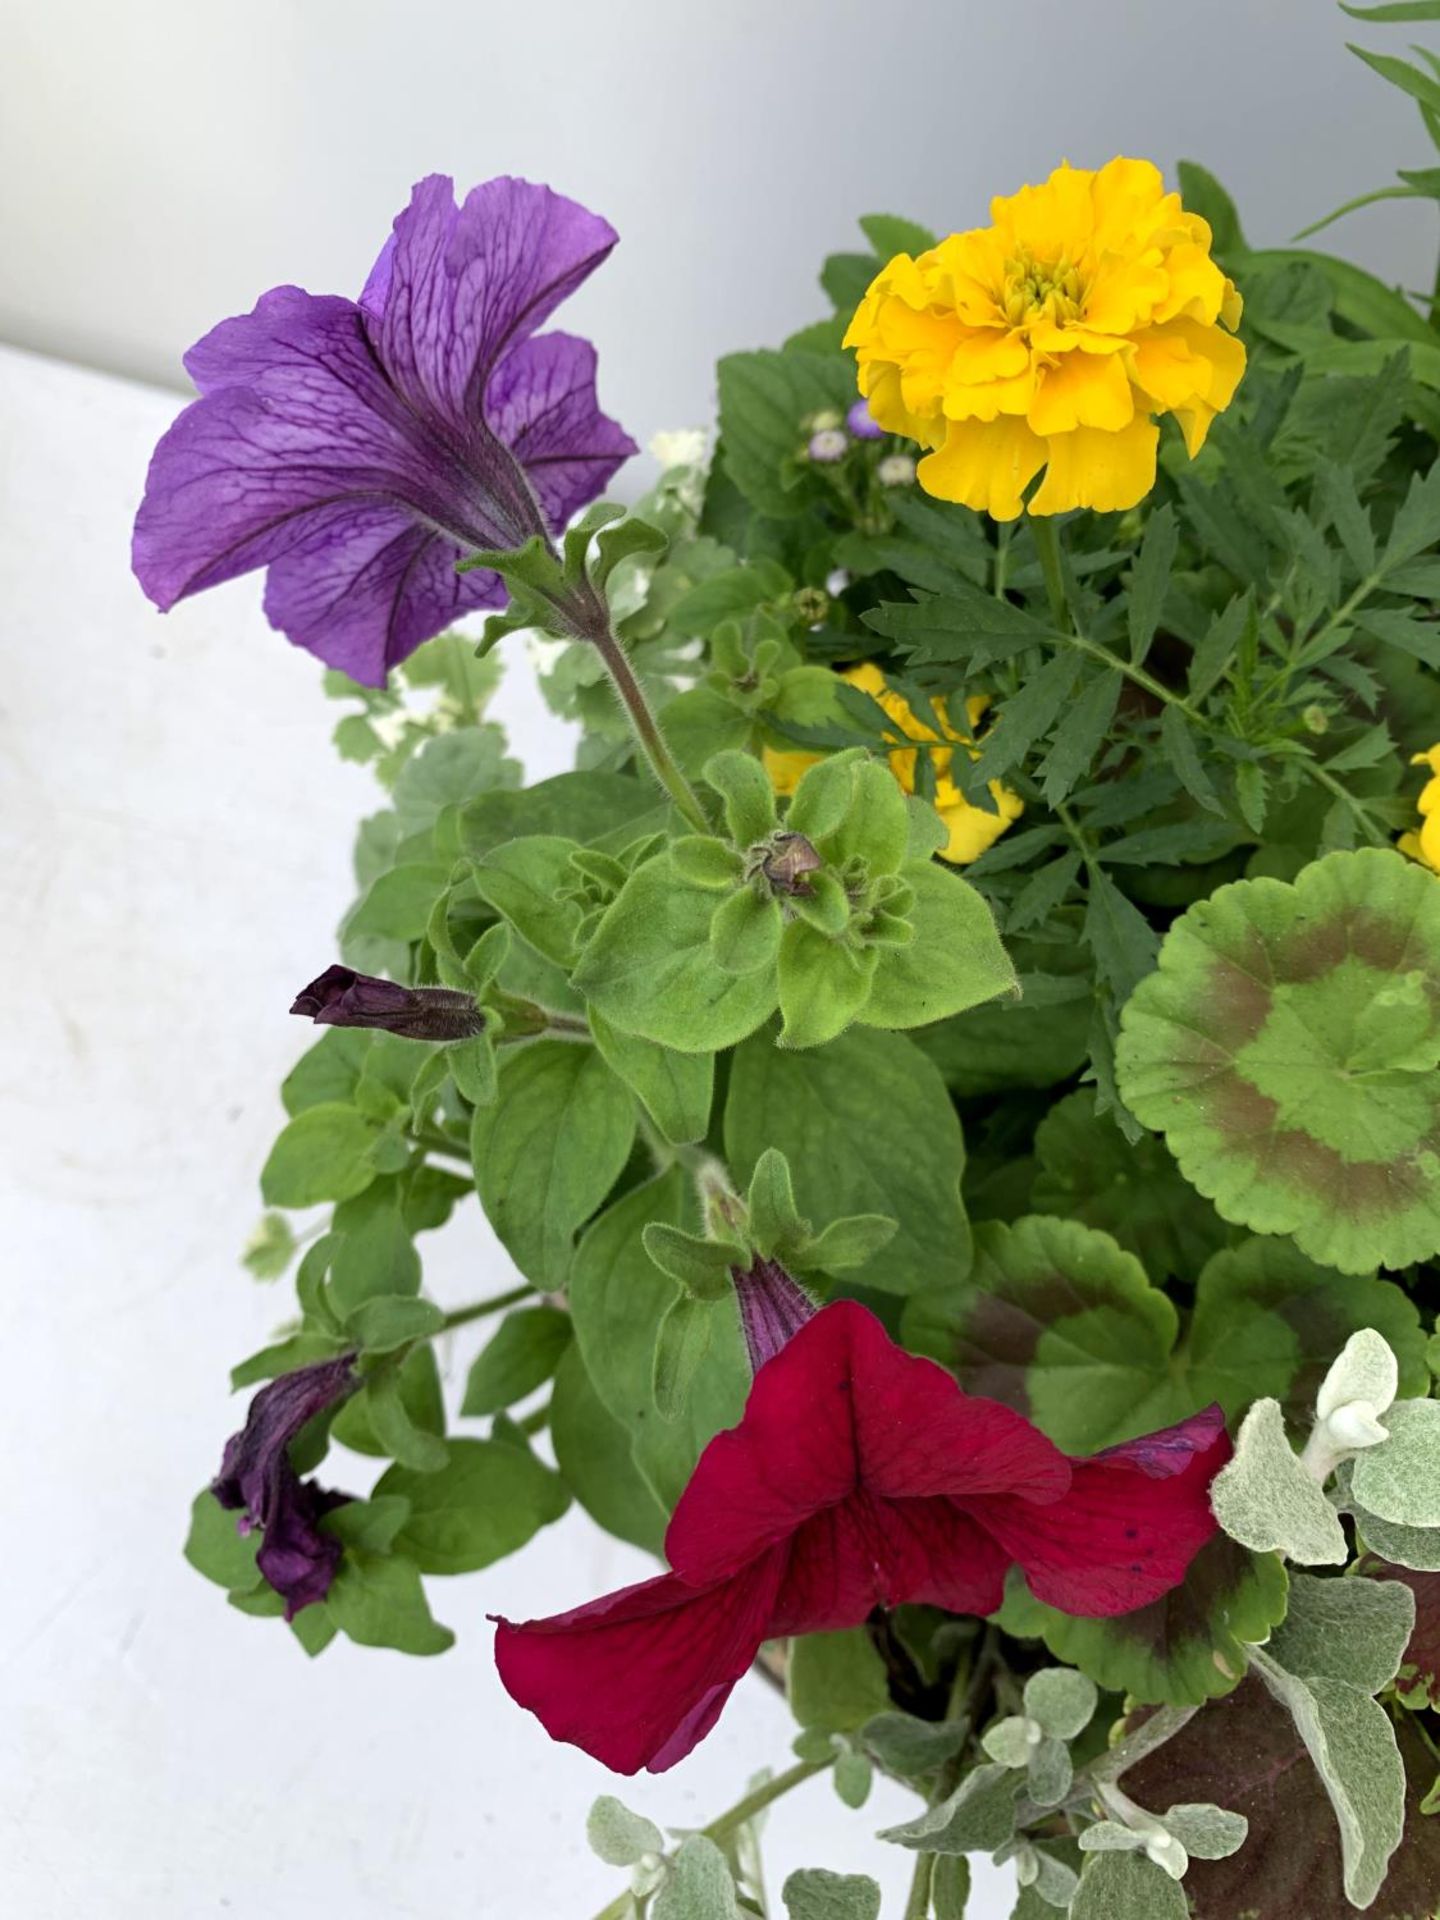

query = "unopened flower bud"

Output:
[[1303, 704, 1329, 735], [292, 965, 484, 1041], [791, 585, 830, 625], [846, 398, 884, 440], [877, 453, 917, 487], [807, 408, 843, 433], [1145, 1831, 1189, 1881], [807, 428, 848, 464], [761, 832, 823, 896]]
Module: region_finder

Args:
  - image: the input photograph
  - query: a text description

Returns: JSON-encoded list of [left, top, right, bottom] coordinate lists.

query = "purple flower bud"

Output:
[[846, 399, 884, 441], [730, 1256, 817, 1372], [807, 428, 848, 464], [212, 1355, 359, 1617], [292, 965, 484, 1041]]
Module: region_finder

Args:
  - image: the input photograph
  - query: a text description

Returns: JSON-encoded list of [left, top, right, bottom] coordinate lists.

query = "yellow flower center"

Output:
[[1001, 250, 1085, 328]]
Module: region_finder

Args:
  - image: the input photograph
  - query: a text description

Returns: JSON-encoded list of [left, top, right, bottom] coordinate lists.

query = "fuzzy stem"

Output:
[[701, 1754, 832, 1843], [562, 585, 711, 834], [438, 1285, 533, 1332], [902, 1849, 935, 1920]]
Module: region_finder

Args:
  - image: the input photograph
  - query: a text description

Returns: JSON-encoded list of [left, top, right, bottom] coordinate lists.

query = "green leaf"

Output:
[[330, 1345, 444, 1458], [1117, 849, 1440, 1273], [653, 1837, 740, 1920], [470, 1041, 635, 1288], [904, 1215, 1180, 1452], [1210, 1399, 1348, 1563], [652, 1292, 714, 1420], [995, 1538, 1288, 1707], [459, 769, 659, 857], [971, 652, 1084, 784], [470, 836, 583, 965], [859, 212, 936, 257], [788, 1627, 891, 1733], [1341, 1, 1440, 17], [833, 1748, 874, 1808], [669, 558, 793, 634], [1348, 41, 1440, 116], [549, 1342, 667, 1553], [184, 1490, 261, 1594], [375, 1436, 568, 1574], [321, 1495, 410, 1556], [242, 1212, 297, 1281], [346, 1294, 443, 1354], [782, 1867, 882, 1920], [725, 1027, 971, 1295], [800, 1212, 898, 1275], [860, 1712, 967, 1776], [1070, 1854, 1188, 1920], [705, 747, 779, 843], [1352, 1397, 1440, 1526], [363, 1365, 448, 1473], [1084, 868, 1158, 1003], [1030, 1088, 1233, 1280], [1177, 160, 1247, 254], [460, 1305, 571, 1416], [717, 350, 858, 516], [260, 1104, 380, 1208], [587, 1009, 714, 1145], [641, 1222, 741, 1300], [327, 1184, 421, 1319], [878, 1764, 1018, 1855], [568, 1170, 749, 1509], [1160, 705, 1222, 814], [326, 1552, 454, 1656], [777, 920, 876, 1048], [860, 862, 1017, 1030], [586, 1796, 664, 1869], [1126, 506, 1178, 665], [574, 854, 780, 1052], [1037, 668, 1123, 805]]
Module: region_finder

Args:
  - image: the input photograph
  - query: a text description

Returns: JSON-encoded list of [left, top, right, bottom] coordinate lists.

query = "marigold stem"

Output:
[[1029, 516, 1073, 634]]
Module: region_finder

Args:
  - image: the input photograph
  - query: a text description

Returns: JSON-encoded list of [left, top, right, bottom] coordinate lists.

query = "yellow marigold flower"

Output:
[[762, 663, 1023, 865], [843, 157, 1246, 520], [1399, 745, 1440, 872]]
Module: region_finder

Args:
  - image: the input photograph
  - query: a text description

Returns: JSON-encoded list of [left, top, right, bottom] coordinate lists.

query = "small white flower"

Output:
[[825, 568, 851, 596], [648, 427, 709, 471], [1301, 1328, 1399, 1480], [807, 428, 848, 464], [878, 453, 917, 487]]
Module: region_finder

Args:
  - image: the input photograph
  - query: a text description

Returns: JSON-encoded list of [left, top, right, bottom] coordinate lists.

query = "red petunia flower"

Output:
[[493, 1301, 1227, 1774]]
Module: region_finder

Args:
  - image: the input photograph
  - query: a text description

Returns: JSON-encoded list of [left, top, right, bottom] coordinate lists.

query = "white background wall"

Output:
[[4, 0, 1437, 450], [3, 3, 1438, 1915]]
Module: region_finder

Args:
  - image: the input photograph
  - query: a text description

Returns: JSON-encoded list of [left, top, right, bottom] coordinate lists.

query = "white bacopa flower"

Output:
[[878, 453, 917, 486], [648, 427, 710, 471]]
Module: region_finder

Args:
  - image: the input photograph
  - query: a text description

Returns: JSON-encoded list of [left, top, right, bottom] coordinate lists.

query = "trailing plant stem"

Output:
[[902, 1850, 935, 1920], [564, 587, 710, 833], [439, 1285, 533, 1332]]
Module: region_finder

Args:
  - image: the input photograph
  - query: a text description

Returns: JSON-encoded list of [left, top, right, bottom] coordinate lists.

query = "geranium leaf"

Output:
[[995, 1537, 1287, 1707], [1116, 849, 1440, 1274], [1030, 1088, 1234, 1280]]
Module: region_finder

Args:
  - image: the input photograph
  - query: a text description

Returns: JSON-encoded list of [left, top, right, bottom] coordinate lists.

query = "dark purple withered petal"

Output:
[[730, 1256, 817, 1371], [133, 175, 636, 686], [212, 1354, 359, 1618], [290, 965, 484, 1040]]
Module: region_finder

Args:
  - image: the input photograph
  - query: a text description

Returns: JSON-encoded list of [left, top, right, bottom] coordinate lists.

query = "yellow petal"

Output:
[[918, 415, 1047, 521], [762, 744, 821, 797], [1421, 812, 1440, 871], [1028, 345, 1135, 436], [1030, 417, 1160, 516], [935, 782, 1025, 863]]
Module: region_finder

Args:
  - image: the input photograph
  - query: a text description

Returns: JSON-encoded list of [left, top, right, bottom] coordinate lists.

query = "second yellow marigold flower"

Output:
[[843, 157, 1246, 520], [763, 664, 1023, 865], [1399, 746, 1440, 872]]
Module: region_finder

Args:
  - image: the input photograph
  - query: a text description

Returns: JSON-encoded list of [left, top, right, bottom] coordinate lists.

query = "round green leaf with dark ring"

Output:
[[1116, 849, 1440, 1274]]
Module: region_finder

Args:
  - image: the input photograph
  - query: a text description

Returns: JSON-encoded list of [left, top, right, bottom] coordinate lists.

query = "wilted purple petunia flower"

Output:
[[846, 398, 884, 440], [133, 175, 636, 687], [213, 1354, 358, 1617], [292, 964, 483, 1041]]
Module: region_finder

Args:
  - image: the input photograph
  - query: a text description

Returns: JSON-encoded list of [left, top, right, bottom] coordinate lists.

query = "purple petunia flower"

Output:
[[133, 175, 636, 687], [213, 1355, 359, 1617], [292, 964, 484, 1041]]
